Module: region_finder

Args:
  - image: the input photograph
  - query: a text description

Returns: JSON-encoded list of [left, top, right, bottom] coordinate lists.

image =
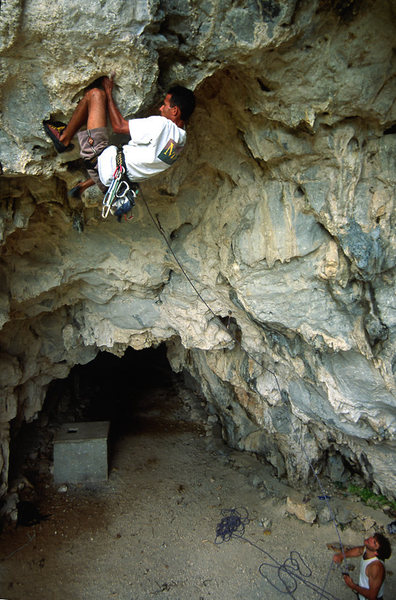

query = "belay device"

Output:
[[102, 147, 139, 222]]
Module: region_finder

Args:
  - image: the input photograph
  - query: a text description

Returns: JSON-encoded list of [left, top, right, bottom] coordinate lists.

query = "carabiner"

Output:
[[116, 180, 130, 199], [102, 166, 124, 218]]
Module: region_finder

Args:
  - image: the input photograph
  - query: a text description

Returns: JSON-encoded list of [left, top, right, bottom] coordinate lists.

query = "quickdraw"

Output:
[[102, 164, 124, 218], [102, 148, 139, 221]]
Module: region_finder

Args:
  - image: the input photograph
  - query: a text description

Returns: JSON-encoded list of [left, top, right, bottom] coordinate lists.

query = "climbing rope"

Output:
[[215, 507, 250, 543], [139, 191, 282, 389], [139, 189, 351, 588]]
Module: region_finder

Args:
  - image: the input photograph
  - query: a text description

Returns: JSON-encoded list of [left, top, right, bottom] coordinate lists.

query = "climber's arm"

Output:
[[102, 76, 130, 136]]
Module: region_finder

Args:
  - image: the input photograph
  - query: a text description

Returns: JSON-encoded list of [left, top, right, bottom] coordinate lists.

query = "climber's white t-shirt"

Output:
[[98, 116, 186, 186]]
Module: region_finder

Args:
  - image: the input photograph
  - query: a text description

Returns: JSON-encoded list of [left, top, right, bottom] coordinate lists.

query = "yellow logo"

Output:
[[158, 139, 183, 165]]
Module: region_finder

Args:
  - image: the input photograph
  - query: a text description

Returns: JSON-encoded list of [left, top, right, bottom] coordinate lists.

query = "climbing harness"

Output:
[[102, 147, 139, 221]]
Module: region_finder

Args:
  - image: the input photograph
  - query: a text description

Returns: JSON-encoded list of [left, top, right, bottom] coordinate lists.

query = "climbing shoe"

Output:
[[43, 120, 74, 153]]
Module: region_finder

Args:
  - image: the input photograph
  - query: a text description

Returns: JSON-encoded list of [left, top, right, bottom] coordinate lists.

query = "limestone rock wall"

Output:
[[0, 0, 395, 499]]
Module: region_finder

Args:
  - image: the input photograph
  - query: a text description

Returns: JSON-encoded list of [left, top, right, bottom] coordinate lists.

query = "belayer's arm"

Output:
[[333, 545, 364, 563]]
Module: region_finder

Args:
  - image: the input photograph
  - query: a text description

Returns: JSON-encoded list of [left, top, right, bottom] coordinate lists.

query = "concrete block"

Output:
[[53, 421, 110, 484]]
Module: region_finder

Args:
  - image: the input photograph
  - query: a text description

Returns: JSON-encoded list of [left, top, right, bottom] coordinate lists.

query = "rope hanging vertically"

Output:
[[139, 189, 350, 578]]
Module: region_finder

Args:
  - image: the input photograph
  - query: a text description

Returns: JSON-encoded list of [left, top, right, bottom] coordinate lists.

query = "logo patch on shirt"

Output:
[[158, 139, 183, 165]]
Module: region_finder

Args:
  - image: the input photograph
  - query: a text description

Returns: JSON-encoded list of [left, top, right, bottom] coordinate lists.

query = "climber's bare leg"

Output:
[[60, 87, 107, 147]]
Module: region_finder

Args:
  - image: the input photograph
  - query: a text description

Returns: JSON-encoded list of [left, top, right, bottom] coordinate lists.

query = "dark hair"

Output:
[[374, 533, 392, 561], [168, 85, 196, 122]]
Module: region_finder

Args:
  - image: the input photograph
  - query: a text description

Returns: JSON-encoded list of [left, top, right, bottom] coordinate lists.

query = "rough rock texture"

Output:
[[0, 0, 395, 500]]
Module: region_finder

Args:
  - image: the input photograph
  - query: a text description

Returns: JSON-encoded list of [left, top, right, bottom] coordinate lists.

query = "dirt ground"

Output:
[[1, 363, 395, 600]]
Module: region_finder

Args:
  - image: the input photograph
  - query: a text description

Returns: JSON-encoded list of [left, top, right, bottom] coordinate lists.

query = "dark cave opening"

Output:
[[44, 344, 178, 431]]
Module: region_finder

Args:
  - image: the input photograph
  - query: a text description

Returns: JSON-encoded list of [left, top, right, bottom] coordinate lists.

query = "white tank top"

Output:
[[359, 555, 385, 600]]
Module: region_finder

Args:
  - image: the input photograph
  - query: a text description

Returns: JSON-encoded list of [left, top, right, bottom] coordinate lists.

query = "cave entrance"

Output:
[[45, 344, 191, 435]]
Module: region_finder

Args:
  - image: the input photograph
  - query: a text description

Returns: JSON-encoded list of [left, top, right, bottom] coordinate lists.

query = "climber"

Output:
[[43, 75, 196, 198], [333, 533, 391, 599]]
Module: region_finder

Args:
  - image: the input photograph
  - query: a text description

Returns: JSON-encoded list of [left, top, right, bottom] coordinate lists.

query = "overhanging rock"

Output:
[[0, 0, 395, 500]]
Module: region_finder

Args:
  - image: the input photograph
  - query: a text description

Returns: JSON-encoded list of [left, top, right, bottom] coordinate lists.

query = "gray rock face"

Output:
[[0, 0, 395, 499]]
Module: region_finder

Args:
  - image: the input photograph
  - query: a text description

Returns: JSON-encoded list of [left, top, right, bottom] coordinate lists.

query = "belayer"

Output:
[[333, 533, 392, 600], [43, 75, 195, 218]]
